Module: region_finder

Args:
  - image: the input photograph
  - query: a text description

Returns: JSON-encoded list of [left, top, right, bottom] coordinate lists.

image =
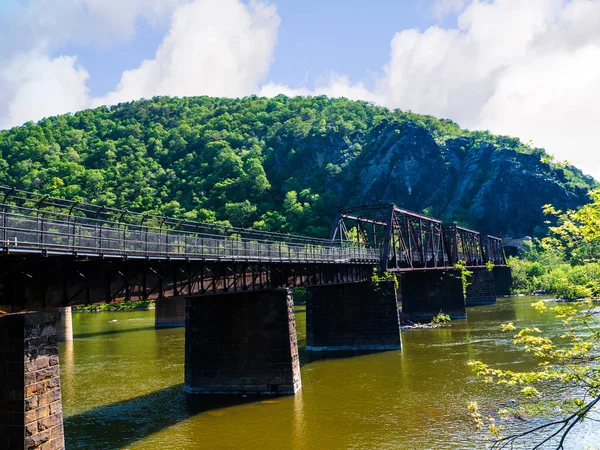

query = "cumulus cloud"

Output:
[[96, 0, 280, 106], [259, 74, 383, 104], [0, 0, 184, 59], [264, 0, 600, 179], [431, 0, 469, 20], [0, 0, 187, 128], [0, 0, 279, 128], [0, 51, 90, 129]]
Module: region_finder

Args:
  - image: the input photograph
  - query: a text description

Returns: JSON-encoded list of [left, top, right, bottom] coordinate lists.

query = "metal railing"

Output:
[[0, 196, 380, 264]]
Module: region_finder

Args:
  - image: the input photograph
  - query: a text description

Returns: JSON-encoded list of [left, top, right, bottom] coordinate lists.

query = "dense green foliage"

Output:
[[0, 95, 596, 237], [371, 268, 399, 289], [509, 190, 600, 299]]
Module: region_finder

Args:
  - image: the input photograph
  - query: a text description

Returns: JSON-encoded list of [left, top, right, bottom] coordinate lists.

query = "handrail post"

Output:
[[39, 212, 45, 249], [1, 188, 15, 249]]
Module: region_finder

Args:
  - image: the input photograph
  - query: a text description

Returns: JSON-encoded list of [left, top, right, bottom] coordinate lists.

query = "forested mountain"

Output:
[[0, 96, 596, 238]]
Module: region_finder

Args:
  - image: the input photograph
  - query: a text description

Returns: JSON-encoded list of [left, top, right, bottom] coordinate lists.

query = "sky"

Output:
[[0, 0, 599, 180]]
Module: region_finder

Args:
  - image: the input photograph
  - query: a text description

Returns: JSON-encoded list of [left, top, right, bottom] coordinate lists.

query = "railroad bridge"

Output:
[[0, 187, 510, 450]]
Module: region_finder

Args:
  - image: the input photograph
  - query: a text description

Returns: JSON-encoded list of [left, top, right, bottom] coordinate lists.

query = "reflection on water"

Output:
[[59, 297, 599, 449]]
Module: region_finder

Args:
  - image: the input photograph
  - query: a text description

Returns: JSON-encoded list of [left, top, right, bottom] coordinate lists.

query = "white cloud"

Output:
[[0, 0, 279, 128], [0, 0, 185, 59], [262, 0, 600, 179], [259, 74, 383, 104], [0, 0, 188, 128], [95, 0, 280, 106], [0, 51, 90, 129], [431, 0, 469, 20]]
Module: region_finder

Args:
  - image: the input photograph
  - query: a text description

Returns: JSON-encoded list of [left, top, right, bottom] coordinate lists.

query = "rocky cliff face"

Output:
[[349, 120, 591, 237]]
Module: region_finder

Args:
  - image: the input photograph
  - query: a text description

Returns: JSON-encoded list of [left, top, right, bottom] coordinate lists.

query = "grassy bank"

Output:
[[509, 257, 600, 299], [72, 300, 155, 312]]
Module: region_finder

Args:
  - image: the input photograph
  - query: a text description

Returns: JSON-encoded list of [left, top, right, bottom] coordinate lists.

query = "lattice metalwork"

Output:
[[331, 204, 507, 272]]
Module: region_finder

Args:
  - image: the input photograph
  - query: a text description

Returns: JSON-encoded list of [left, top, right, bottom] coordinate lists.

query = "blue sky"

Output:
[[1, 0, 599, 179], [58, 0, 449, 98]]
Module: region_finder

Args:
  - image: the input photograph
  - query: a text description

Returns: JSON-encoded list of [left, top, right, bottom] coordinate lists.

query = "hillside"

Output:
[[0, 95, 596, 238]]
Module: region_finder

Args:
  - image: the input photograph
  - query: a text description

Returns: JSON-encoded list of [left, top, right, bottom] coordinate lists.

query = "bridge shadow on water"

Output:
[[298, 344, 394, 366], [64, 384, 267, 450], [73, 326, 159, 340]]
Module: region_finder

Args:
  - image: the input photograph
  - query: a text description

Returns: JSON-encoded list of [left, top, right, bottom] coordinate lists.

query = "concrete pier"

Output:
[[184, 289, 301, 395], [400, 270, 466, 321], [155, 297, 186, 328], [0, 312, 65, 450], [306, 280, 401, 351]]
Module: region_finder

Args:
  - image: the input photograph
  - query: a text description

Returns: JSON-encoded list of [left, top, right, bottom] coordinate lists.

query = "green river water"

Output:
[[59, 296, 599, 449]]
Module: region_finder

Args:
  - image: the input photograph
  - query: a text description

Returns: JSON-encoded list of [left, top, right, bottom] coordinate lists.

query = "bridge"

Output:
[[0, 186, 510, 450]]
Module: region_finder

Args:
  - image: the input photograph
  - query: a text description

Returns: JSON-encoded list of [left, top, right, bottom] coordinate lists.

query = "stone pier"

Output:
[[306, 280, 401, 351], [465, 268, 497, 306], [0, 312, 65, 450], [400, 270, 466, 322], [155, 297, 186, 328], [184, 289, 301, 395], [53, 307, 72, 342], [493, 266, 513, 296]]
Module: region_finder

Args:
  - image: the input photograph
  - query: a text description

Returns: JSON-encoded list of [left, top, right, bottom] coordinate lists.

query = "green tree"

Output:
[[470, 193, 600, 447]]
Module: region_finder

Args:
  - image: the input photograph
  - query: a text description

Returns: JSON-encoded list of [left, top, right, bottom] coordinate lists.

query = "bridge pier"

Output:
[[493, 266, 513, 296], [400, 270, 466, 322], [465, 268, 497, 306], [0, 312, 65, 450], [184, 289, 301, 395], [155, 297, 186, 328], [306, 280, 401, 351], [47, 307, 73, 342]]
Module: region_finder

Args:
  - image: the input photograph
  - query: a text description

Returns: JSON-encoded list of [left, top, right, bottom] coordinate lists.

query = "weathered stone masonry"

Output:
[[306, 280, 401, 351], [465, 268, 497, 306], [184, 289, 301, 395], [0, 312, 65, 450]]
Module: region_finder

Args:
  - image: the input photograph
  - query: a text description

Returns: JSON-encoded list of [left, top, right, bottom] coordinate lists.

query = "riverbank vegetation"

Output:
[[73, 300, 155, 312], [509, 190, 600, 300]]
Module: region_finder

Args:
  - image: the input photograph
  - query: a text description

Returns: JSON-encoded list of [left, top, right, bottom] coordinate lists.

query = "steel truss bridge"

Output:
[[0, 187, 505, 311], [331, 204, 506, 272]]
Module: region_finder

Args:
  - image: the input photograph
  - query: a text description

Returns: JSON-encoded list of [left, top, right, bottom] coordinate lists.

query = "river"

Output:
[[59, 296, 599, 449]]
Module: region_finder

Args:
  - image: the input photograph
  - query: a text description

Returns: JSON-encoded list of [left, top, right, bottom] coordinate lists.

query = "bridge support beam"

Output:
[[155, 297, 186, 328], [184, 289, 301, 395], [465, 268, 497, 306], [493, 266, 513, 296], [0, 312, 65, 450], [306, 281, 401, 351], [400, 270, 466, 321]]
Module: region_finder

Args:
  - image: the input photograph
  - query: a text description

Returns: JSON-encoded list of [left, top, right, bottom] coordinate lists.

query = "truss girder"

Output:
[[333, 204, 507, 272]]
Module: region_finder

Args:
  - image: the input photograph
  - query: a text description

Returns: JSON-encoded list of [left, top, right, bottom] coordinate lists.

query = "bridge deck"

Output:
[[0, 187, 505, 272]]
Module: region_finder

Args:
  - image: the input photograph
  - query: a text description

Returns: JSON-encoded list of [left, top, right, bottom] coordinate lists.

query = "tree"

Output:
[[469, 300, 600, 448], [542, 190, 600, 265], [469, 193, 600, 448]]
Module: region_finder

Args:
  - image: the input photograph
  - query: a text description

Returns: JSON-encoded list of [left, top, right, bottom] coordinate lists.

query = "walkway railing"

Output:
[[0, 188, 380, 264]]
